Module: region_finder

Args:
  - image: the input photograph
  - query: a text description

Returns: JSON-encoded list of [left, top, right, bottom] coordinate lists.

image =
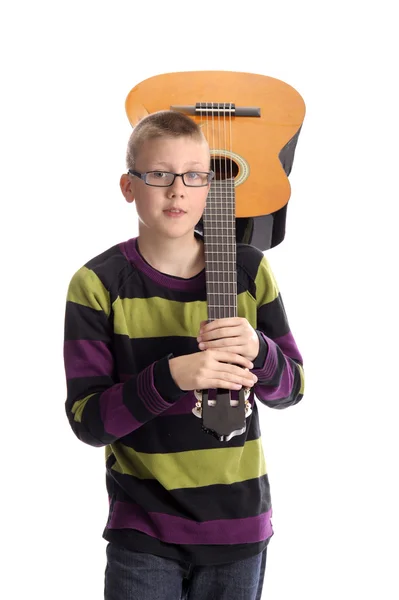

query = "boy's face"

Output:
[[120, 135, 210, 241]]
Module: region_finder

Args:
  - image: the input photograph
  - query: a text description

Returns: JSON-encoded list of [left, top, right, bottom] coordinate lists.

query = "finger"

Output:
[[217, 369, 257, 387], [205, 379, 244, 391], [200, 317, 243, 334], [207, 372, 256, 389], [208, 350, 253, 369], [199, 337, 242, 349], [198, 325, 244, 343], [210, 345, 248, 356]]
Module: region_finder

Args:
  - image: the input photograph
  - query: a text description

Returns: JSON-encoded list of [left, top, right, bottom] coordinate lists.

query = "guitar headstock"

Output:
[[201, 388, 247, 442]]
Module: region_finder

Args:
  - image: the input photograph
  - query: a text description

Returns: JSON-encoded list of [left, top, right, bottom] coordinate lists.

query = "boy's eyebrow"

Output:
[[150, 161, 206, 169]]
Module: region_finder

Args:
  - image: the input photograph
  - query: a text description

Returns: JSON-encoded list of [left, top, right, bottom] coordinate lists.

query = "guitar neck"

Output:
[[202, 179, 237, 321]]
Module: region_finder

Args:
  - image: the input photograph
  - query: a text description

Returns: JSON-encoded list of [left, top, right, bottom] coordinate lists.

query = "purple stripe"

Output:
[[108, 501, 273, 545], [119, 239, 206, 292], [64, 340, 113, 379], [161, 392, 196, 415], [137, 364, 175, 415], [100, 384, 142, 437], [274, 331, 303, 363]]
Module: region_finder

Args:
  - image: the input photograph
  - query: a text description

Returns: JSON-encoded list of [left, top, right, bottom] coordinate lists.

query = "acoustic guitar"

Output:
[[125, 70, 305, 442]]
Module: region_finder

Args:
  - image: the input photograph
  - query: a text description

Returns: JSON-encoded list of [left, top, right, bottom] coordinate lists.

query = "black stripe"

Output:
[[66, 375, 114, 403], [257, 294, 290, 339], [118, 270, 207, 302], [64, 302, 111, 341], [105, 468, 271, 521], [85, 244, 132, 305], [236, 242, 264, 283], [82, 240, 263, 303], [65, 387, 114, 447], [113, 257, 257, 301], [119, 404, 262, 453], [115, 335, 200, 373]]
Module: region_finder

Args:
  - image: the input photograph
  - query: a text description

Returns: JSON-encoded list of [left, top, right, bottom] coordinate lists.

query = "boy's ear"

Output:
[[120, 174, 135, 204]]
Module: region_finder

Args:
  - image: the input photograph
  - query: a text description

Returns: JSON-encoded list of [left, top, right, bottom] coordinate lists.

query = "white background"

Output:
[[1, 1, 398, 598]]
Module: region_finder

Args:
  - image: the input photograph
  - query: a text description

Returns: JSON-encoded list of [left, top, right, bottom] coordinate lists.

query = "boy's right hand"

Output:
[[168, 350, 258, 392]]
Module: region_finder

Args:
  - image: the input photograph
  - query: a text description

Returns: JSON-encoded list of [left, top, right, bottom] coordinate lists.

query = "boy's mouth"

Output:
[[164, 208, 186, 216]]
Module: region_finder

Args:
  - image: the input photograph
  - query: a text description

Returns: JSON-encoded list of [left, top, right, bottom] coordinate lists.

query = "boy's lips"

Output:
[[163, 208, 187, 217]]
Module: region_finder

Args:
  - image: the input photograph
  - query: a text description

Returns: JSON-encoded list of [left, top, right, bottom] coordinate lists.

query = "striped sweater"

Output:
[[64, 236, 304, 565]]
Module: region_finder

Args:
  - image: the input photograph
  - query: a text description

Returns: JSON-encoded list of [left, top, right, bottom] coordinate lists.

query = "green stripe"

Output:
[[109, 438, 266, 490], [113, 293, 258, 338], [238, 291, 257, 329], [113, 297, 207, 337], [105, 445, 113, 461], [67, 267, 111, 316], [254, 257, 279, 307], [297, 363, 305, 394]]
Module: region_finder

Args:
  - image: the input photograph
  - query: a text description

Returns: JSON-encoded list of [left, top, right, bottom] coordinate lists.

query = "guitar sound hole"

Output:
[[211, 157, 239, 181]]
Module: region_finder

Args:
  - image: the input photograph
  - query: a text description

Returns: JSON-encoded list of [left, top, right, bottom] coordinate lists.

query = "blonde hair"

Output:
[[126, 110, 207, 170]]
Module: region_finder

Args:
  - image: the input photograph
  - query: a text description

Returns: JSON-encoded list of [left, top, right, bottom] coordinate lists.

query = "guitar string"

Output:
[[230, 102, 236, 315], [225, 101, 231, 317], [224, 101, 234, 319], [202, 101, 236, 320], [219, 100, 223, 321]]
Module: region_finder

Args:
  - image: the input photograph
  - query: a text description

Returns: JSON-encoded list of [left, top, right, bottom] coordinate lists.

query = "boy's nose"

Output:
[[168, 177, 186, 195]]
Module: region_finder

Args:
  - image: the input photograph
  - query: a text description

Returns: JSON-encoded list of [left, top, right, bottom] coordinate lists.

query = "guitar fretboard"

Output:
[[202, 179, 237, 320]]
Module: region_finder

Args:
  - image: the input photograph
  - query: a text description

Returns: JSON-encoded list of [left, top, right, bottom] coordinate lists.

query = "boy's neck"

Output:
[[136, 233, 204, 279]]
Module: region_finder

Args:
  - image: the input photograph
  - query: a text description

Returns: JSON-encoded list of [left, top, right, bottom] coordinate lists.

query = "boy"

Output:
[[64, 110, 304, 600]]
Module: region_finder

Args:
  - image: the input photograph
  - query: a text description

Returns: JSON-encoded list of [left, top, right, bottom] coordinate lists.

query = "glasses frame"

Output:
[[127, 169, 215, 188]]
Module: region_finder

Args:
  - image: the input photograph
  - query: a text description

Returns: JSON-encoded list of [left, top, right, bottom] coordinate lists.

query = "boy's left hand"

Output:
[[197, 317, 259, 362]]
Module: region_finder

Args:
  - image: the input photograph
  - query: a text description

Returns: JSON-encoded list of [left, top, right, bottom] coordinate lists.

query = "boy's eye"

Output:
[[186, 172, 200, 179], [153, 171, 168, 178]]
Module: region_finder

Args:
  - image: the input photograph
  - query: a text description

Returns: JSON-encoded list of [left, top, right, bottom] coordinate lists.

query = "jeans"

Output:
[[104, 542, 267, 600]]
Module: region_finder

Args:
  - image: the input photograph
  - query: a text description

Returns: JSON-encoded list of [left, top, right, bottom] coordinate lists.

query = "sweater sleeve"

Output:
[[251, 256, 305, 409], [63, 266, 185, 447]]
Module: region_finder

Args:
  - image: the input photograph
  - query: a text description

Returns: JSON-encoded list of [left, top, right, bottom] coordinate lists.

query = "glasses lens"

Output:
[[146, 172, 175, 186], [182, 172, 209, 187]]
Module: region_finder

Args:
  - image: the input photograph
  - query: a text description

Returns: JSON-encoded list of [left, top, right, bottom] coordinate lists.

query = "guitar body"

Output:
[[125, 70, 305, 220]]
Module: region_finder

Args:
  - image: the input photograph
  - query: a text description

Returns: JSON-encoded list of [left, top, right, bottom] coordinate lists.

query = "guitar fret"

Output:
[[208, 304, 237, 308], [206, 270, 236, 273], [204, 262, 236, 265], [206, 284, 236, 288]]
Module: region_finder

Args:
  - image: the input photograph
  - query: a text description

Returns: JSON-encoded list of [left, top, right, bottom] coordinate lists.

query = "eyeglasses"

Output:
[[127, 169, 214, 187]]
